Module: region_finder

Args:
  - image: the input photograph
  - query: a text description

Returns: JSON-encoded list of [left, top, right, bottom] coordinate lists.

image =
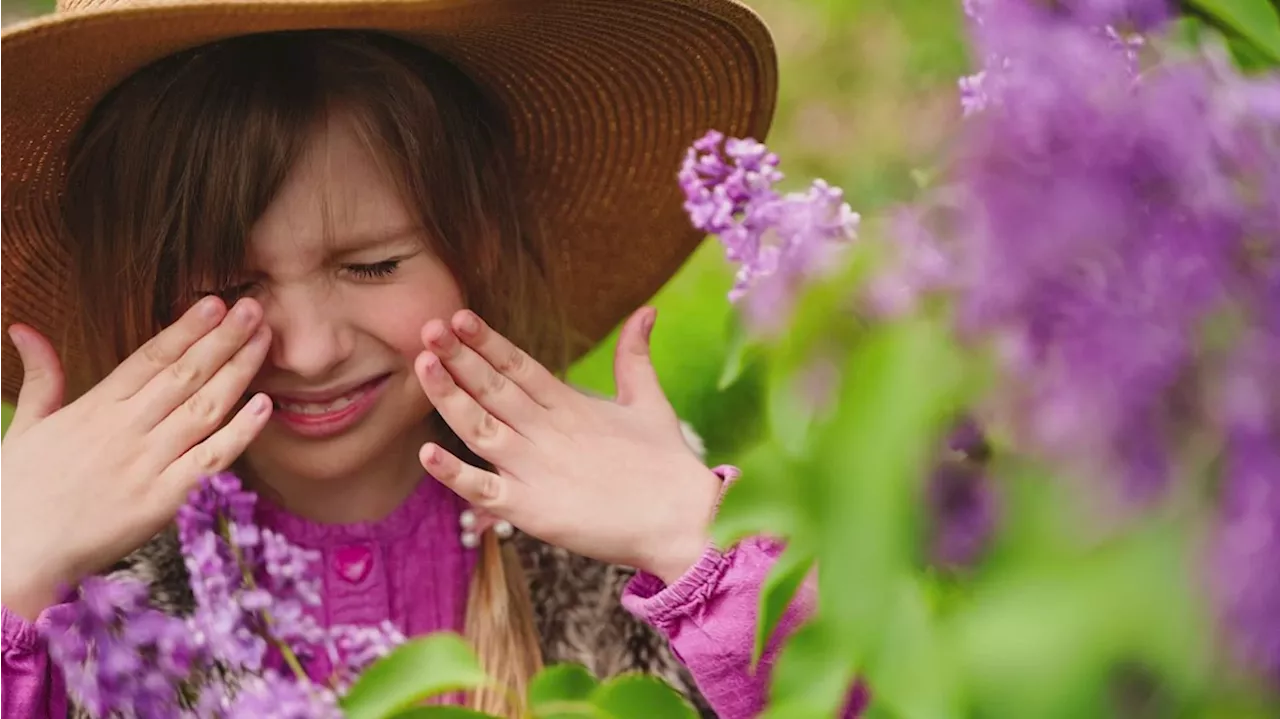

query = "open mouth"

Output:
[[267, 374, 392, 438]]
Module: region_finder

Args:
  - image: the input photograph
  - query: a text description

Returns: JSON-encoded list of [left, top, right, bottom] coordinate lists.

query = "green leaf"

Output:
[[589, 674, 698, 719], [1185, 0, 1280, 65], [755, 545, 817, 666], [814, 316, 967, 645], [528, 664, 599, 714], [864, 577, 957, 719], [711, 441, 808, 548], [340, 634, 492, 719], [767, 616, 859, 716], [387, 709, 498, 719], [946, 519, 1208, 719], [758, 702, 831, 719], [718, 312, 764, 391]]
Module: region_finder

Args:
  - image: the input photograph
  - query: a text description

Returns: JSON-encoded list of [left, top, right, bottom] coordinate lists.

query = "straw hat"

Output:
[[0, 0, 777, 403]]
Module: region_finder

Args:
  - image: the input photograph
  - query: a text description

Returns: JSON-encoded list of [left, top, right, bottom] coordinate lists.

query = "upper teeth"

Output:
[[277, 394, 357, 415]]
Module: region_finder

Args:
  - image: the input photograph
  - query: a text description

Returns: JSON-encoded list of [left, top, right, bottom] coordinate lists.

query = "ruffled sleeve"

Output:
[[621, 466, 868, 718]]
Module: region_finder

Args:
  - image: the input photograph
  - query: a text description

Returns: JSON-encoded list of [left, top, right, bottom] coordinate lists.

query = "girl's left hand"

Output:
[[414, 307, 723, 584]]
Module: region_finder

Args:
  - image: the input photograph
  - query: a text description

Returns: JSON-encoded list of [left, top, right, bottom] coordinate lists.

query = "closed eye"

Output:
[[345, 259, 402, 280]]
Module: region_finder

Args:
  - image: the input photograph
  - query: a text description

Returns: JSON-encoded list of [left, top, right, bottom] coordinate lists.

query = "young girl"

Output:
[[1, 2, 859, 717]]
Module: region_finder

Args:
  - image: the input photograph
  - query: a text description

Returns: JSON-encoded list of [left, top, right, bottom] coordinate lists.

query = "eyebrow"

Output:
[[325, 226, 425, 259]]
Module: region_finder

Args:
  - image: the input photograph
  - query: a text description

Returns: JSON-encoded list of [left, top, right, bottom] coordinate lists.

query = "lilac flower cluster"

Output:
[[679, 130, 861, 332], [44, 577, 201, 718], [919, 0, 1280, 685], [42, 473, 406, 716], [958, 0, 1147, 117]]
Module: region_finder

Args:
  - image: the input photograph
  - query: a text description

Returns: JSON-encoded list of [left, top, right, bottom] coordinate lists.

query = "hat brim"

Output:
[[1, 0, 777, 403]]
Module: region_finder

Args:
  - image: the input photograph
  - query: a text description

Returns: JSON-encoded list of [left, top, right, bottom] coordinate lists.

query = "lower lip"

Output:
[[270, 376, 390, 439]]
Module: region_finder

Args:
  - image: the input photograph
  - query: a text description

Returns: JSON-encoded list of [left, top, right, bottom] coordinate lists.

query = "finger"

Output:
[[104, 295, 227, 400], [150, 325, 272, 457], [613, 306, 668, 412], [130, 298, 264, 428], [450, 310, 567, 409], [415, 350, 529, 460], [421, 441, 518, 514], [421, 319, 543, 430], [7, 325, 66, 436], [156, 392, 272, 509]]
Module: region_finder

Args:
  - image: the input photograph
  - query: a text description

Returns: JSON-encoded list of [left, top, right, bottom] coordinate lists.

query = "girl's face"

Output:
[[236, 111, 463, 485]]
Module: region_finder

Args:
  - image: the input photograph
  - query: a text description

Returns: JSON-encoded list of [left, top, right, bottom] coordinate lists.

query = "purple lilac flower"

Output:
[[927, 458, 999, 571], [1210, 334, 1280, 685], [958, 0, 1147, 117], [42, 577, 195, 718], [927, 418, 999, 571], [177, 473, 329, 675], [937, 0, 1280, 683], [48, 471, 410, 716], [679, 130, 860, 331], [194, 670, 342, 719], [908, 3, 1280, 503], [325, 621, 408, 691]]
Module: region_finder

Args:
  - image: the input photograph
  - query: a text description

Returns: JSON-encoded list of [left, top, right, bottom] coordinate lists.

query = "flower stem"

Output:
[[218, 516, 309, 682]]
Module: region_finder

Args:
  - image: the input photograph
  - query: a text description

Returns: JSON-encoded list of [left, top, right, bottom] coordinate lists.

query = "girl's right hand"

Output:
[[0, 296, 273, 620]]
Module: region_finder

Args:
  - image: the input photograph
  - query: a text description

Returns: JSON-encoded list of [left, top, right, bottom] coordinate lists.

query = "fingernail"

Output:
[[457, 311, 480, 336], [197, 296, 222, 319], [494, 520, 514, 539], [643, 308, 657, 340], [7, 326, 28, 351], [460, 509, 477, 529], [232, 300, 258, 325], [461, 531, 479, 549], [251, 394, 272, 415]]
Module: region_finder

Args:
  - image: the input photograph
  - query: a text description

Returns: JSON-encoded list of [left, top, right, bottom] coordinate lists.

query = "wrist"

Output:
[[2, 574, 64, 622], [642, 464, 725, 584], [1, 557, 71, 622]]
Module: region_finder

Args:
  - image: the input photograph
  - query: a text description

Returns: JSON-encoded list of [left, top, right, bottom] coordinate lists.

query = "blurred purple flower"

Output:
[[927, 418, 999, 571], [325, 621, 408, 691], [195, 670, 342, 719], [927, 459, 1000, 571], [680, 130, 860, 332], [42, 577, 195, 718], [958, 0, 1148, 117], [938, 0, 1280, 685], [909, 3, 1280, 503]]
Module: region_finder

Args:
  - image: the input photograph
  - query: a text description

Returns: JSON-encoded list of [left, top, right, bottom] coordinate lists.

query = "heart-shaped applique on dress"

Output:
[[333, 545, 374, 584]]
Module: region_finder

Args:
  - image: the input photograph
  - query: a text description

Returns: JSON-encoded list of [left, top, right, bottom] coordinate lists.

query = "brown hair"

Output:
[[61, 30, 562, 715]]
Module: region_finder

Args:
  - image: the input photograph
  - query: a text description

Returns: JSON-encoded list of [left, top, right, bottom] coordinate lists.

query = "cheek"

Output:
[[357, 271, 465, 360]]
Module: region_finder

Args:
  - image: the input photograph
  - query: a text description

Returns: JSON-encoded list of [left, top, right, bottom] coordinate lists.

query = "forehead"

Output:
[[247, 112, 417, 270]]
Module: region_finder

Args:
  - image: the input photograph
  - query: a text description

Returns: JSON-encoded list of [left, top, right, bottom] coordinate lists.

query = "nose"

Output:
[[262, 284, 354, 381]]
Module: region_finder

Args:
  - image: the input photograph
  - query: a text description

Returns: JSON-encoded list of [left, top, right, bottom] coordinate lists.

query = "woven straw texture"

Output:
[[1, 0, 778, 402]]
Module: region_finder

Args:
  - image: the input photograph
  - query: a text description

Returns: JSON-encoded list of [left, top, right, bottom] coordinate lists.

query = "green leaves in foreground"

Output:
[[340, 635, 492, 719], [525, 665, 697, 719], [345, 641, 696, 719], [1183, 0, 1280, 66]]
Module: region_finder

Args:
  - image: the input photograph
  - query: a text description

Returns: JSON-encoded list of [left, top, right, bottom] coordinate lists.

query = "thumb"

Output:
[[7, 324, 67, 436], [613, 306, 667, 411]]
